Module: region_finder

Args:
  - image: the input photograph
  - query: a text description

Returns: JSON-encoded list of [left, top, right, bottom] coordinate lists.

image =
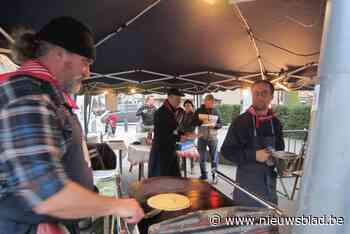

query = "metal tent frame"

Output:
[[0, 0, 322, 95]]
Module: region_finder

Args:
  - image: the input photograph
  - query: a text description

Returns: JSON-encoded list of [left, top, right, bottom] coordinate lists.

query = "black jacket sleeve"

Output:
[[154, 109, 180, 148], [220, 117, 256, 166]]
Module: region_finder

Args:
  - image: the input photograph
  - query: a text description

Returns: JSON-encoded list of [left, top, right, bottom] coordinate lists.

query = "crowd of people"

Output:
[[0, 16, 284, 233], [142, 90, 223, 180], [146, 80, 284, 209]]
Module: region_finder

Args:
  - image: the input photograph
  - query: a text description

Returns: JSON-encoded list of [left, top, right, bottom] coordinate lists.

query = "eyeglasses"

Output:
[[253, 90, 271, 98]]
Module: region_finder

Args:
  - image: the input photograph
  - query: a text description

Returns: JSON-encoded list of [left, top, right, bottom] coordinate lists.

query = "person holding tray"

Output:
[[193, 94, 223, 181], [221, 80, 285, 207]]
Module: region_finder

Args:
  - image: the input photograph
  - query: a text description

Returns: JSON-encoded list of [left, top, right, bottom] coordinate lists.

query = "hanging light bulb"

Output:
[[130, 88, 137, 94]]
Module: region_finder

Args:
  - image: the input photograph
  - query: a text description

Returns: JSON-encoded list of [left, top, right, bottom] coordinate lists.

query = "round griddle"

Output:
[[128, 176, 235, 234]]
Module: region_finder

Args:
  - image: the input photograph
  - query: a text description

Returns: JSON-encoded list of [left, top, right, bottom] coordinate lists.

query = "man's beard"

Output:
[[253, 103, 268, 111], [62, 78, 82, 94]]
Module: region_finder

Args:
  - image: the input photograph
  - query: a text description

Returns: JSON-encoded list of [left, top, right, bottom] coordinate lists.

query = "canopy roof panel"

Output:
[[0, 0, 324, 94]]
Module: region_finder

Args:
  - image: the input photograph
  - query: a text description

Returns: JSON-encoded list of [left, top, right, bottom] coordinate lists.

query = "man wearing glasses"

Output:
[[221, 80, 285, 207]]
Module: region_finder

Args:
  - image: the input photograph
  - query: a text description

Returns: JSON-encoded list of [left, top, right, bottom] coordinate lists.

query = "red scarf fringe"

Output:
[[247, 106, 274, 128], [0, 60, 78, 109]]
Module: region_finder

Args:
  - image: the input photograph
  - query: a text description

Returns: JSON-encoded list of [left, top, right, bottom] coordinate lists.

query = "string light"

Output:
[[130, 88, 137, 94]]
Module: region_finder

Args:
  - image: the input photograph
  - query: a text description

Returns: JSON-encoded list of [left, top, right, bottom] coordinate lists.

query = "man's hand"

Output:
[[115, 198, 145, 224], [33, 181, 145, 222], [256, 149, 271, 163]]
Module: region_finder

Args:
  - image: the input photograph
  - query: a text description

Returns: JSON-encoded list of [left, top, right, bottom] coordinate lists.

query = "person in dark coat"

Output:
[[221, 80, 284, 207], [148, 88, 185, 177]]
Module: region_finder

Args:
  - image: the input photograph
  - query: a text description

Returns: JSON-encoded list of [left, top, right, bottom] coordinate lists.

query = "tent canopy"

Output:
[[0, 0, 324, 94]]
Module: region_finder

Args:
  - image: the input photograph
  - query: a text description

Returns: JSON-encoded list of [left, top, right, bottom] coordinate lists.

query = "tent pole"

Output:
[[295, 1, 349, 233], [230, 3, 265, 79], [0, 26, 14, 44], [83, 95, 91, 139], [95, 0, 162, 47]]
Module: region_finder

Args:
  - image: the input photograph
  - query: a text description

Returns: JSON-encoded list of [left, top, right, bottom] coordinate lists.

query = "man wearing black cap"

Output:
[[148, 88, 185, 177], [0, 17, 144, 233]]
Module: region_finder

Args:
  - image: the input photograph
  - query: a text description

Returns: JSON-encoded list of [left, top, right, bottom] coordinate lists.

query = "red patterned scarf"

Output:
[[247, 105, 274, 128], [0, 60, 78, 109], [163, 99, 175, 114]]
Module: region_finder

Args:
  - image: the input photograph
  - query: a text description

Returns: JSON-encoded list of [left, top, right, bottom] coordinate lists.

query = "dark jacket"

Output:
[[221, 111, 284, 207], [194, 105, 223, 140], [136, 104, 157, 126], [178, 111, 196, 134], [148, 101, 181, 177]]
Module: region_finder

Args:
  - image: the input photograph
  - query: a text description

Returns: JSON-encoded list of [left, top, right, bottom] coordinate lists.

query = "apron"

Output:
[[233, 117, 278, 207], [0, 103, 94, 234], [58, 106, 94, 191]]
